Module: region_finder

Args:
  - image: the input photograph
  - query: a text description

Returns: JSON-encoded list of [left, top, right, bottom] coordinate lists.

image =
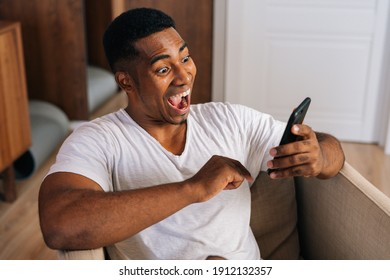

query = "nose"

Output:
[[172, 64, 191, 87]]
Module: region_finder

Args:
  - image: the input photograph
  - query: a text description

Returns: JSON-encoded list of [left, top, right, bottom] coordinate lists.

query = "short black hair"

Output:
[[103, 8, 176, 72]]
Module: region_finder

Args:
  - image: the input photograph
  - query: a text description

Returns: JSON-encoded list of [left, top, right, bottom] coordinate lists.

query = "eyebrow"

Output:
[[150, 42, 188, 65]]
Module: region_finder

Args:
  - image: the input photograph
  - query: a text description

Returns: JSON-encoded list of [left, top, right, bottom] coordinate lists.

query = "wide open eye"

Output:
[[157, 67, 169, 75], [182, 55, 191, 63]]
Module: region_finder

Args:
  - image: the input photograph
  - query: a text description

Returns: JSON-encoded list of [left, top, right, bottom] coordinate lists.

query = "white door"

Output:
[[215, 0, 390, 143]]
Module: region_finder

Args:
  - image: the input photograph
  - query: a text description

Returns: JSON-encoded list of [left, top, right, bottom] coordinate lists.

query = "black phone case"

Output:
[[267, 97, 311, 175], [279, 97, 311, 145]]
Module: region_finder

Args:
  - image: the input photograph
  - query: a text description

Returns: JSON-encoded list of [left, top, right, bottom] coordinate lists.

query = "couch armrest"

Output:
[[295, 162, 390, 259], [57, 245, 129, 260], [58, 248, 105, 260]]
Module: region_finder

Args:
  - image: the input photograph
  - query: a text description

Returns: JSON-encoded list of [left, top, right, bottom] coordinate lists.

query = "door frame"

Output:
[[212, 0, 227, 102]]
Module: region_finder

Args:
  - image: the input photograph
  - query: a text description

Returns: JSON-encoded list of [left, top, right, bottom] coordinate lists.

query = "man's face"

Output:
[[123, 27, 197, 126]]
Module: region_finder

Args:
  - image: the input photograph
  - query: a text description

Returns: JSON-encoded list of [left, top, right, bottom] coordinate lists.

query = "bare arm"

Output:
[[314, 131, 345, 178], [38, 155, 253, 250], [266, 124, 345, 179]]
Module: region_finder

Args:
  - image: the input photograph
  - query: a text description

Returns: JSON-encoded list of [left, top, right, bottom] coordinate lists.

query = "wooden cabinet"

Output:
[[0, 0, 88, 120], [0, 21, 31, 202]]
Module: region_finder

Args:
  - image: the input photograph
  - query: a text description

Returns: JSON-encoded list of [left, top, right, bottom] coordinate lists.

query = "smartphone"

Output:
[[267, 97, 311, 175]]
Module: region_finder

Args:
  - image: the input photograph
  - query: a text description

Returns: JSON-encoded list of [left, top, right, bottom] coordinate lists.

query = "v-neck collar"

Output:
[[119, 109, 191, 158]]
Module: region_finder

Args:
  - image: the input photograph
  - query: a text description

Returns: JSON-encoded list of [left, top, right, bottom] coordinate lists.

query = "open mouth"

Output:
[[167, 89, 190, 110]]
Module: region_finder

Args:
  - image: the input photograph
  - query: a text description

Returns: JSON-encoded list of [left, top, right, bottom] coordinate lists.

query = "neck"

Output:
[[125, 108, 188, 155], [150, 122, 188, 155]]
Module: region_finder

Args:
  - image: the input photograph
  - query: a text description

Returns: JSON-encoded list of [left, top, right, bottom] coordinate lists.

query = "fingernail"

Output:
[[293, 125, 299, 132], [270, 148, 277, 157], [267, 161, 273, 168]]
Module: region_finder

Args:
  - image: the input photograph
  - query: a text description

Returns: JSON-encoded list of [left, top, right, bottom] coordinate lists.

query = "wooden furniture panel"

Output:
[[0, 21, 31, 201], [85, 0, 213, 104], [126, 0, 213, 105], [85, 0, 125, 71], [0, 0, 213, 119], [0, 0, 88, 120]]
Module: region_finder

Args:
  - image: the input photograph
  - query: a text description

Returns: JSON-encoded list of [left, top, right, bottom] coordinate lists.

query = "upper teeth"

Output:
[[172, 89, 190, 99]]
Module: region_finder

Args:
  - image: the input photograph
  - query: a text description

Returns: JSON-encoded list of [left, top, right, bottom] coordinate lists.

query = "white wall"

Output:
[[212, 0, 390, 153]]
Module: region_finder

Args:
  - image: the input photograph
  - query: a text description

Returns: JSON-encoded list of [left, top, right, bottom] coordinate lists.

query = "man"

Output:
[[38, 8, 344, 259]]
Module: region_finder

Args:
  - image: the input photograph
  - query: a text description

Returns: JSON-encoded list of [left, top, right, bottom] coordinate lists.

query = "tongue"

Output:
[[169, 95, 182, 108]]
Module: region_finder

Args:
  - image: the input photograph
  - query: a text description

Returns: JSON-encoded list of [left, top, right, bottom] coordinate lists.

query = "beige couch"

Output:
[[59, 162, 390, 260]]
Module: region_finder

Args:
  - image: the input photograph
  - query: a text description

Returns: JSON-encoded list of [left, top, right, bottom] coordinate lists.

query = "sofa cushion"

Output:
[[87, 65, 118, 113], [14, 100, 69, 179], [250, 172, 300, 259]]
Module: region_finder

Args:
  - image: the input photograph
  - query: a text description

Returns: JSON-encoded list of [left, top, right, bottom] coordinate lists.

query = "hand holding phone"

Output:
[[267, 97, 311, 175]]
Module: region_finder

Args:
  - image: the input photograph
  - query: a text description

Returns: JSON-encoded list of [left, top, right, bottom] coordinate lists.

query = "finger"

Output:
[[292, 124, 315, 140], [269, 165, 307, 179], [225, 158, 254, 183], [268, 153, 311, 170], [270, 139, 312, 159], [270, 159, 323, 179], [224, 179, 245, 190]]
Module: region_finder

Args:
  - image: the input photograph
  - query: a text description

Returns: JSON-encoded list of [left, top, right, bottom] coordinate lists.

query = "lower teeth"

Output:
[[181, 98, 188, 108], [176, 97, 187, 109]]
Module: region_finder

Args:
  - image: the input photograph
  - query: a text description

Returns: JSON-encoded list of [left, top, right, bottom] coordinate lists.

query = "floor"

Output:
[[341, 142, 390, 198], [0, 150, 58, 260], [0, 92, 128, 260], [0, 93, 389, 259]]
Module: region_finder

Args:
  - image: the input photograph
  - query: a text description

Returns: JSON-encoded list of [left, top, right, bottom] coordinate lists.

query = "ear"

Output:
[[115, 72, 135, 92]]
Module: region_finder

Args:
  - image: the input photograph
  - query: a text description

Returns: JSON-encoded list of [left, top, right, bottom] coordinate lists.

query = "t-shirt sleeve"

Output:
[[230, 104, 286, 178], [46, 123, 114, 192]]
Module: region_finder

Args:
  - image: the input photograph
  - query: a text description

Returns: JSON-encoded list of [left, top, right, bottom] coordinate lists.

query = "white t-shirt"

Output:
[[48, 102, 285, 259]]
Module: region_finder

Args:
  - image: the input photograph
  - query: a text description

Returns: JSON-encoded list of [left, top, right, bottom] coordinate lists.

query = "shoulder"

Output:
[[60, 110, 132, 153], [72, 109, 129, 136], [190, 102, 271, 124], [190, 102, 251, 118], [190, 102, 285, 140], [191, 101, 244, 112]]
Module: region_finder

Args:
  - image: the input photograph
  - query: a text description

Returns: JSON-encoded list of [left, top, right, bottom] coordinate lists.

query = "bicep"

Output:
[[39, 172, 104, 221], [40, 171, 103, 196], [38, 172, 111, 249]]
